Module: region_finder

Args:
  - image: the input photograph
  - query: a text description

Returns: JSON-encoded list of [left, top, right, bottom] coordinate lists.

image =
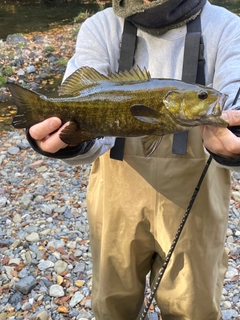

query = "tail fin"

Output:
[[7, 83, 43, 128]]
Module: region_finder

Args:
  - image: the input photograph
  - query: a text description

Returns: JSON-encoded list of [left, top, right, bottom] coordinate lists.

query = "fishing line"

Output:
[[136, 87, 240, 320]]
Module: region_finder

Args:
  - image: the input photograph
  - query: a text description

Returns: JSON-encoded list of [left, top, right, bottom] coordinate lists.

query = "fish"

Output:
[[8, 66, 228, 157]]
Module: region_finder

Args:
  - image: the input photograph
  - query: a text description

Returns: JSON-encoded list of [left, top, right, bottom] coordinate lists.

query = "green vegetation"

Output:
[[74, 10, 91, 23], [2, 66, 13, 77], [73, 26, 80, 36], [41, 73, 52, 79], [8, 54, 15, 60], [0, 74, 7, 86], [73, 3, 105, 25], [0, 66, 13, 86], [97, 2, 105, 11], [44, 45, 55, 52], [15, 42, 25, 49], [56, 59, 68, 67]]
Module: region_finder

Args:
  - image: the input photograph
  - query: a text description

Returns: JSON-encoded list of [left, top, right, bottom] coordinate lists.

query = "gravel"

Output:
[[0, 129, 240, 320]]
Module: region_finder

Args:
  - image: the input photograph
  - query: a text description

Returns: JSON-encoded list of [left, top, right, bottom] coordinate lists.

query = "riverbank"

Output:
[[0, 23, 82, 130]]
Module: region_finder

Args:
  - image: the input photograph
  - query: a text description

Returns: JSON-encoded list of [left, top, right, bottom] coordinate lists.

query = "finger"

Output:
[[222, 110, 240, 126], [202, 126, 226, 155], [203, 125, 240, 157], [29, 117, 62, 140], [38, 123, 68, 153]]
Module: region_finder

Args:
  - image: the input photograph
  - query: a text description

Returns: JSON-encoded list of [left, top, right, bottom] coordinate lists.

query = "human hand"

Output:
[[200, 110, 240, 158], [29, 117, 68, 153]]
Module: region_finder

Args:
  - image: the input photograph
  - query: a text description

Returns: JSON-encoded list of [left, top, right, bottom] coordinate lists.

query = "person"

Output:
[[26, 0, 240, 319]]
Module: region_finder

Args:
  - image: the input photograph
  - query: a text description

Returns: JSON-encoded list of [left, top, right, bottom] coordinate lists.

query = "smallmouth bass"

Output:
[[8, 66, 228, 156]]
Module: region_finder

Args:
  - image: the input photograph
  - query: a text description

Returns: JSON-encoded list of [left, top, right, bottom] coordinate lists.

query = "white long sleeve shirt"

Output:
[[62, 1, 240, 165]]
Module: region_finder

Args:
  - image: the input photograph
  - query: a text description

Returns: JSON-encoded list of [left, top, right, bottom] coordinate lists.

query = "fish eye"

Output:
[[198, 91, 208, 100]]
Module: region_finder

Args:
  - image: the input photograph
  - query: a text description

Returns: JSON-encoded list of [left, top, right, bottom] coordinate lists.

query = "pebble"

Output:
[[26, 232, 40, 242], [36, 311, 49, 320], [0, 130, 240, 320], [7, 146, 19, 155], [38, 260, 55, 270], [49, 284, 65, 298], [14, 276, 37, 294], [54, 260, 68, 274], [26, 65, 36, 73], [70, 292, 85, 307], [222, 309, 239, 320]]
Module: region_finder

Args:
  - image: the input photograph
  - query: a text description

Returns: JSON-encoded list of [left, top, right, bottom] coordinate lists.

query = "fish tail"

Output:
[[8, 83, 45, 128]]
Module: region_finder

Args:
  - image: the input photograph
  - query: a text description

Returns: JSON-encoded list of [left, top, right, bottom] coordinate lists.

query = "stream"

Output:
[[0, 0, 103, 41]]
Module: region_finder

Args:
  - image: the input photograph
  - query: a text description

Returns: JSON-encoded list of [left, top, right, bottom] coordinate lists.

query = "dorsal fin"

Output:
[[59, 67, 108, 96], [108, 66, 150, 82], [59, 66, 151, 96]]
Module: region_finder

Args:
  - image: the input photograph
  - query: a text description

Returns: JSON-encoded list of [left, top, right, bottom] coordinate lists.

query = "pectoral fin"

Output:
[[60, 121, 98, 145], [141, 135, 163, 157], [130, 105, 162, 124]]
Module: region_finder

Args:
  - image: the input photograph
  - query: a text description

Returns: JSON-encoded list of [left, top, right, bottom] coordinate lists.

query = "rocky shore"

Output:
[[0, 23, 81, 131], [1, 25, 240, 320], [0, 130, 94, 320], [0, 23, 81, 91]]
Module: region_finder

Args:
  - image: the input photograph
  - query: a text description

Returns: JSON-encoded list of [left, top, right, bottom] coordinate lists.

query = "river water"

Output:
[[0, 0, 105, 41]]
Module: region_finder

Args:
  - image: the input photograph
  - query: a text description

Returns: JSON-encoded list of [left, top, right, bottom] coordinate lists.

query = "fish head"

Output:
[[162, 85, 228, 127]]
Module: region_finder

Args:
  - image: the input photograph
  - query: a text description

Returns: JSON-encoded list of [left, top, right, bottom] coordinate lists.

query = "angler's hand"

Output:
[[201, 110, 240, 158], [29, 117, 68, 153]]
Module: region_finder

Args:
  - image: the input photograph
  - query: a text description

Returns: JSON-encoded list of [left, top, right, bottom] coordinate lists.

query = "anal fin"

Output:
[[141, 135, 163, 157]]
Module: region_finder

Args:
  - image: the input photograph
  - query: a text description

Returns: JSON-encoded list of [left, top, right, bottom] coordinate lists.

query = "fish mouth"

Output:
[[201, 93, 228, 126], [205, 93, 228, 117], [174, 93, 229, 127], [198, 114, 228, 126]]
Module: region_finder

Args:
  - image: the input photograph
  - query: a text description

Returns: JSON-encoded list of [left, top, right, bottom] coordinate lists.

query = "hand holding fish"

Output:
[[29, 117, 68, 153], [201, 110, 240, 158]]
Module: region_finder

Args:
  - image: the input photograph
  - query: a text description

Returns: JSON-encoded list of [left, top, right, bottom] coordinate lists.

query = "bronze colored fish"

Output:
[[8, 66, 228, 156]]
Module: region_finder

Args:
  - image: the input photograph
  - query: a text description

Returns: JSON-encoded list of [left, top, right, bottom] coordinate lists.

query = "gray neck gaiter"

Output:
[[113, 0, 206, 34]]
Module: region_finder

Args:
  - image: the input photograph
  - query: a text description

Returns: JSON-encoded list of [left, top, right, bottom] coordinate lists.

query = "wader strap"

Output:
[[172, 14, 205, 154], [110, 20, 137, 160]]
